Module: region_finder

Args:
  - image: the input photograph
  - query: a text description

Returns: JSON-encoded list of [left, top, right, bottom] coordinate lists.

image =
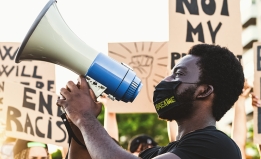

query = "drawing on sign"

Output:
[[109, 42, 168, 102]]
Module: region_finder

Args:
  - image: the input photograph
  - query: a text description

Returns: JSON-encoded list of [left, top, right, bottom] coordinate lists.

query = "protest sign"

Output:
[[253, 42, 261, 144], [168, 0, 242, 68], [107, 42, 168, 113], [3, 82, 67, 147], [0, 42, 57, 145], [0, 42, 56, 113]]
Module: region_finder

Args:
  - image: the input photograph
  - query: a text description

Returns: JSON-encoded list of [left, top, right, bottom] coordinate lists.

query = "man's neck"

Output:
[[175, 115, 216, 140]]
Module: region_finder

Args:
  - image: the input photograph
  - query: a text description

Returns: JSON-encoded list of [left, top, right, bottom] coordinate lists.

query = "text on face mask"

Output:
[[155, 96, 175, 110]]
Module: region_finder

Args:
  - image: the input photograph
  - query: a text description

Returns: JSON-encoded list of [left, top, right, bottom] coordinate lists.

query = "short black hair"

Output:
[[188, 44, 244, 121]]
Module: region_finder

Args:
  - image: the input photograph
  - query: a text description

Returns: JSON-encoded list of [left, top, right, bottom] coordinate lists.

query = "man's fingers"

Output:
[[77, 75, 90, 91], [60, 88, 70, 100], [251, 93, 261, 107], [66, 81, 78, 92], [56, 97, 68, 109]]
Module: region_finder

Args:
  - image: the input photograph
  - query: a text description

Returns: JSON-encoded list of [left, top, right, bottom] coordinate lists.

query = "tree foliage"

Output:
[[97, 107, 169, 149]]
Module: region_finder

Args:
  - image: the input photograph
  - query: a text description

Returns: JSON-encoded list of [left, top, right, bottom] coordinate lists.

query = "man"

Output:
[[57, 44, 244, 158]]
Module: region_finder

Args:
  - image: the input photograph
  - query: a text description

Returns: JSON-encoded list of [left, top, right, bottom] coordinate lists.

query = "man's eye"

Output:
[[175, 72, 183, 76]]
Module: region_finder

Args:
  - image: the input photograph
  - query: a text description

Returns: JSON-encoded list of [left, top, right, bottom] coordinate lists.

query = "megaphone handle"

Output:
[[85, 76, 107, 98], [60, 113, 86, 159]]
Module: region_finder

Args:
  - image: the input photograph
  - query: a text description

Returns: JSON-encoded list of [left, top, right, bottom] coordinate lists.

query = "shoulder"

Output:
[[139, 146, 162, 159], [173, 126, 241, 158], [139, 141, 181, 159], [181, 126, 237, 146], [140, 126, 241, 159]]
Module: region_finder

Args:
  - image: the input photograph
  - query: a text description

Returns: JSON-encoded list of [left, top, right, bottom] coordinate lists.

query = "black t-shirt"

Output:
[[139, 126, 241, 159]]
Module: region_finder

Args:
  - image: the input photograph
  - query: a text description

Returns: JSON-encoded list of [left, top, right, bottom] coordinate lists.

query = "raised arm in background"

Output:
[[231, 80, 251, 159], [232, 80, 251, 159], [167, 121, 178, 142]]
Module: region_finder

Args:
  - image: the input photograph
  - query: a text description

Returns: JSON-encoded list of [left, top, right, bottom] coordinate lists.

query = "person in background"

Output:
[[0, 137, 16, 159], [12, 139, 49, 159], [57, 44, 244, 159], [128, 134, 157, 156], [231, 79, 252, 159]]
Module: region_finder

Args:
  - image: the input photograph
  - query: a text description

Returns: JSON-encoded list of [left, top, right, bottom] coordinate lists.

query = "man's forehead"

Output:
[[172, 55, 199, 70]]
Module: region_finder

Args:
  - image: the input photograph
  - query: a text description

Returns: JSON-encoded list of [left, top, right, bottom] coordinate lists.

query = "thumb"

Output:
[[88, 89, 103, 117], [89, 88, 98, 102], [95, 101, 103, 117]]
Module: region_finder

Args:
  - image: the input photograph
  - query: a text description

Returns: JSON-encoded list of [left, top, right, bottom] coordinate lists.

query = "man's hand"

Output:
[[56, 75, 103, 126], [251, 93, 261, 107]]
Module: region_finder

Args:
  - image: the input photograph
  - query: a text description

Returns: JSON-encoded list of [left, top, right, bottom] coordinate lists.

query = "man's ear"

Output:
[[197, 85, 214, 99]]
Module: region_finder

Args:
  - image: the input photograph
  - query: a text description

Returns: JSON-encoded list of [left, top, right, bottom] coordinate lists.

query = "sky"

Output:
[[0, 0, 169, 92]]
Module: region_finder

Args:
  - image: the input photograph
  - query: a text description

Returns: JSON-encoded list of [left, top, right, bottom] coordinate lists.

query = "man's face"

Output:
[[162, 55, 201, 121], [28, 147, 48, 159], [164, 55, 201, 90]]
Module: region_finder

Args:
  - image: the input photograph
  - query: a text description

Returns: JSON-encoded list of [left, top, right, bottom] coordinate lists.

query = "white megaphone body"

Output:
[[15, 0, 142, 103]]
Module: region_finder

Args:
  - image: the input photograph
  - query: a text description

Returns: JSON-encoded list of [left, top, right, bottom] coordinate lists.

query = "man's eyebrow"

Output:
[[173, 66, 187, 72]]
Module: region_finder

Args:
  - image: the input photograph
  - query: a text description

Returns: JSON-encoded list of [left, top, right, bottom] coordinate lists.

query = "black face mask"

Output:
[[153, 81, 196, 119]]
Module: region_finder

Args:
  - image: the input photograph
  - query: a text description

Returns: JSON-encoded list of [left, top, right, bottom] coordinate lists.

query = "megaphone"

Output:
[[15, 0, 142, 103]]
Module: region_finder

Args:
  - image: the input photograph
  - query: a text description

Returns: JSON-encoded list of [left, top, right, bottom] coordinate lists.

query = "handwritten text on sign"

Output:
[[0, 42, 56, 113], [169, 0, 242, 68], [3, 82, 67, 147]]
